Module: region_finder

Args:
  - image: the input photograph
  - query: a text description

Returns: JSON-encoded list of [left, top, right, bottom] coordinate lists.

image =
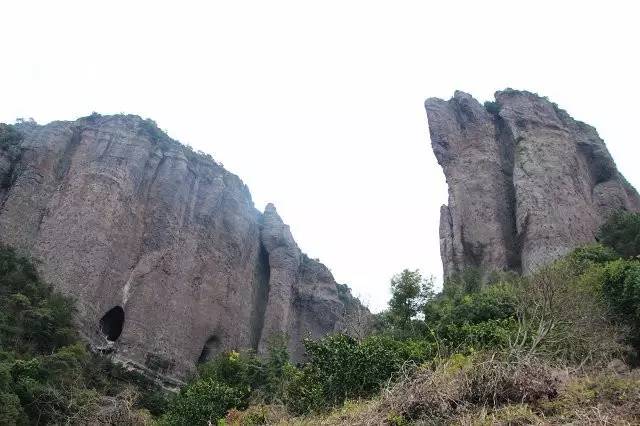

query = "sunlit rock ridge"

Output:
[[0, 114, 364, 381], [425, 89, 640, 278]]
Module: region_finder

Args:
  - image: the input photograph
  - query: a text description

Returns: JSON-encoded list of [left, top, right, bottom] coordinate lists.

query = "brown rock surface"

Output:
[[0, 115, 363, 380], [426, 89, 640, 277]]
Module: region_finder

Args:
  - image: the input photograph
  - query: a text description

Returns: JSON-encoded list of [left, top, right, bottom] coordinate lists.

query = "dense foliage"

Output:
[[162, 378, 243, 425], [598, 210, 640, 258], [0, 123, 23, 149], [0, 248, 76, 355], [285, 334, 433, 415], [0, 247, 84, 424]]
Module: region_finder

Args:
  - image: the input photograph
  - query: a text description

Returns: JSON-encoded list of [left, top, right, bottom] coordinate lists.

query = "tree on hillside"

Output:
[[388, 269, 434, 332]]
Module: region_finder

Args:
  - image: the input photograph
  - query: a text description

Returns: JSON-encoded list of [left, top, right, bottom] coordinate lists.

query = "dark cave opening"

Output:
[[100, 306, 125, 341], [197, 335, 220, 364]]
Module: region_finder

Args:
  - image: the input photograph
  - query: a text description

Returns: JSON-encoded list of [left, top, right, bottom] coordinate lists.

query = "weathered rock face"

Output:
[[0, 115, 363, 381], [426, 90, 640, 277]]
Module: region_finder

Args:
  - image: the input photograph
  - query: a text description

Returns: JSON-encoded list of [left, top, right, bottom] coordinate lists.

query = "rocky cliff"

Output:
[[0, 115, 364, 382], [425, 90, 640, 278]]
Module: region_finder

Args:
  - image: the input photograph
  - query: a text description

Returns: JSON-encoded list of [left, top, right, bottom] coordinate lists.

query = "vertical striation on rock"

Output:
[[425, 91, 519, 278], [426, 89, 640, 278], [0, 115, 365, 381], [257, 203, 353, 360]]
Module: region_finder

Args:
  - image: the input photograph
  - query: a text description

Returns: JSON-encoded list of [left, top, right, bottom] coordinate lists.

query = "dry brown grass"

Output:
[[226, 356, 640, 426]]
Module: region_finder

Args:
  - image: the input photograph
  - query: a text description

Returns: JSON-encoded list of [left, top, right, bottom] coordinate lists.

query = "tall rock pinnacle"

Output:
[[425, 89, 640, 277]]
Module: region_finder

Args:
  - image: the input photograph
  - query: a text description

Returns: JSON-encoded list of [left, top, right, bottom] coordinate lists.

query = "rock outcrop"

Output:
[[426, 90, 640, 278], [0, 115, 364, 381]]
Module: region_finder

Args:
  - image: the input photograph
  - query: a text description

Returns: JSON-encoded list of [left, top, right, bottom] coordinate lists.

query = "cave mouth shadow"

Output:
[[197, 335, 220, 364], [100, 306, 125, 341]]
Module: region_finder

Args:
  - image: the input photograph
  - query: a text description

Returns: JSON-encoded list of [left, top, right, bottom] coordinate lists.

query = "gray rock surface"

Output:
[[426, 89, 640, 277], [0, 115, 364, 380]]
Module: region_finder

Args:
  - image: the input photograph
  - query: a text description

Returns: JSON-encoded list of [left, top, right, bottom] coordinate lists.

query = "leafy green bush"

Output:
[[601, 259, 640, 345], [419, 280, 520, 355], [436, 318, 519, 353], [285, 334, 433, 414], [198, 350, 260, 399], [0, 344, 98, 424], [162, 378, 244, 425], [425, 281, 518, 326], [197, 333, 292, 407], [569, 244, 619, 268], [138, 389, 172, 416], [598, 211, 640, 258]]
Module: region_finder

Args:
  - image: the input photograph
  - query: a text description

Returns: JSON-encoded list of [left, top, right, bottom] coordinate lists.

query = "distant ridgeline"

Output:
[[425, 89, 640, 279]]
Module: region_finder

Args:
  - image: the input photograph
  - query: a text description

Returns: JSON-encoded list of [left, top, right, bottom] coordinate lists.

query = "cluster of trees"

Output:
[[1, 210, 639, 424]]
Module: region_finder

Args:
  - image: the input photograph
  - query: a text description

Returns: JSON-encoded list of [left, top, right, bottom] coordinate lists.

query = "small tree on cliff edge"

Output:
[[388, 269, 434, 332]]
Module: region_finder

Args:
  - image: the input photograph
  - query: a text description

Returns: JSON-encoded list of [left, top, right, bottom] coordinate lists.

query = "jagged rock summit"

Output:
[[425, 89, 640, 278], [0, 115, 364, 382]]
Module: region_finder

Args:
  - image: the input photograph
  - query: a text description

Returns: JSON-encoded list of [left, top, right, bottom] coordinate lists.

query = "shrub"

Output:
[[0, 392, 25, 425], [324, 353, 560, 424], [507, 259, 625, 364], [356, 354, 474, 423], [598, 211, 640, 258], [438, 318, 519, 353], [284, 365, 325, 415], [285, 334, 433, 414], [467, 355, 559, 405], [443, 267, 482, 297], [484, 101, 501, 115], [225, 404, 291, 425], [197, 334, 292, 405], [421, 281, 520, 354], [569, 243, 619, 270], [446, 282, 518, 325], [198, 351, 257, 399], [162, 378, 244, 425], [601, 259, 640, 346]]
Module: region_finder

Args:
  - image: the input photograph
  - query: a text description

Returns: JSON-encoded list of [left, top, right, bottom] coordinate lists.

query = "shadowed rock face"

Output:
[[426, 90, 640, 278], [0, 115, 363, 381]]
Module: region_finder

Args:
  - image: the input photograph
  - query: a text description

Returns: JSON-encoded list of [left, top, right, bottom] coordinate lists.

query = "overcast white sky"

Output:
[[1, 1, 638, 311]]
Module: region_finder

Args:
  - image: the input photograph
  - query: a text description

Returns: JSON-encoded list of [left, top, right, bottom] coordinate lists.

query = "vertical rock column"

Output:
[[425, 91, 518, 278], [258, 203, 301, 353], [427, 89, 640, 278]]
